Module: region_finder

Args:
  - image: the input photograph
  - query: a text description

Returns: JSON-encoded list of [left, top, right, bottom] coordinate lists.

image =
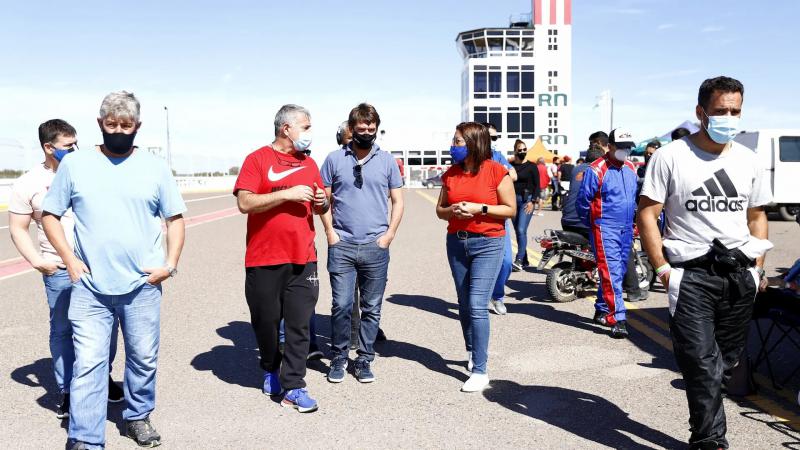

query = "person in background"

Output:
[[638, 140, 661, 178], [671, 127, 691, 141], [559, 155, 575, 192], [576, 158, 585, 165], [560, 144, 606, 238], [548, 156, 562, 210], [534, 157, 550, 216], [436, 122, 515, 392], [485, 123, 517, 315], [576, 128, 639, 339], [510, 140, 540, 272], [8, 120, 123, 422]]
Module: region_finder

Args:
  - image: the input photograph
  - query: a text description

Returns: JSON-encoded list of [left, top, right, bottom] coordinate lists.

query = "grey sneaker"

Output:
[[490, 299, 507, 315], [327, 356, 348, 383], [126, 417, 161, 447], [354, 357, 375, 383], [70, 442, 88, 450]]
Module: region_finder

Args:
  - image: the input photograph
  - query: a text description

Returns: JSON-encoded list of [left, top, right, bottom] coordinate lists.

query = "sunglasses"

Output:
[[353, 164, 363, 189], [273, 149, 301, 167]]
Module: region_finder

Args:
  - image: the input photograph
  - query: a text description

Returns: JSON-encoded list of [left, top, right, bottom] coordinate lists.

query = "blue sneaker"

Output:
[[262, 371, 282, 396], [281, 388, 318, 413], [327, 356, 348, 383], [354, 357, 375, 383]]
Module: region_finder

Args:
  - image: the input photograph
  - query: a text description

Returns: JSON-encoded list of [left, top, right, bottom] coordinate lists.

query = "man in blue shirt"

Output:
[[321, 104, 404, 383], [486, 123, 517, 315], [42, 91, 186, 449]]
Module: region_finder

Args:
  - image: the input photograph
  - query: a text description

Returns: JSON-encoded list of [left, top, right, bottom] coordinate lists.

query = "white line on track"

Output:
[[184, 194, 231, 203], [0, 225, 8, 230]]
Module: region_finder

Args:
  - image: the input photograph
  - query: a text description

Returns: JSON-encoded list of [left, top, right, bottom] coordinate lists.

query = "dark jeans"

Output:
[[328, 240, 390, 362], [550, 179, 561, 210], [245, 263, 319, 390], [668, 264, 758, 449], [512, 194, 534, 263], [623, 243, 642, 294]]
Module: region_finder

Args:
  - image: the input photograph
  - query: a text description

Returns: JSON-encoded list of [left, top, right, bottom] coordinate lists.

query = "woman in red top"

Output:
[[436, 122, 515, 393]]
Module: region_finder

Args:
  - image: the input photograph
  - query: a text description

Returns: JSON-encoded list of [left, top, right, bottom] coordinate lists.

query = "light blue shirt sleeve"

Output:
[[320, 153, 334, 187], [387, 155, 403, 189], [576, 168, 599, 227], [492, 150, 513, 169], [42, 160, 73, 216], [157, 164, 187, 218]]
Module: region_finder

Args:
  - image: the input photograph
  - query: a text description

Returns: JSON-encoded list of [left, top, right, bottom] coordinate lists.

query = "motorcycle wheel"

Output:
[[637, 255, 655, 291], [546, 261, 578, 303]]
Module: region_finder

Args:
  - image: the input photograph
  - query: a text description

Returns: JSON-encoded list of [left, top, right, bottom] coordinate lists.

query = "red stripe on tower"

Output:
[[550, 0, 557, 24], [534, 0, 542, 25], [565, 0, 572, 25]]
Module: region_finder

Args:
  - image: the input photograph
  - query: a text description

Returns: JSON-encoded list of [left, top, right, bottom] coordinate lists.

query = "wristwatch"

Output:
[[481, 204, 488, 215], [755, 266, 765, 279], [167, 266, 178, 278]]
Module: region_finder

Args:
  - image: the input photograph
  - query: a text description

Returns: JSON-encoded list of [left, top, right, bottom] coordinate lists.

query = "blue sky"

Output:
[[1, 0, 797, 172]]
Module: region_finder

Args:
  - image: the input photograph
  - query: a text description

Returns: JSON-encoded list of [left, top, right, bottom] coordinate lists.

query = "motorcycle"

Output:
[[536, 227, 654, 303]]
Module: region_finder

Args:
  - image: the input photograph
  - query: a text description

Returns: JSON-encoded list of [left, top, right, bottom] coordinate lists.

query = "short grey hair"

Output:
[[274, 104, 310, 136], [99, 91, 141, 122]]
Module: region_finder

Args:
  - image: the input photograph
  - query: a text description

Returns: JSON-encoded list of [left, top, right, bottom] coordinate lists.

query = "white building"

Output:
[[456, 0, 572, 157]]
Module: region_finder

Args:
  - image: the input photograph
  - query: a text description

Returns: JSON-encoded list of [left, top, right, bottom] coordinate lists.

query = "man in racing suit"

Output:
[[576, 128, 639, 339]]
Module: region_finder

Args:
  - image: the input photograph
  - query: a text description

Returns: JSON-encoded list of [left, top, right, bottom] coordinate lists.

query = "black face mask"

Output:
[[102, 131, 137, 155], [516, 151, 527, 160], [352, 132, 376, 150]]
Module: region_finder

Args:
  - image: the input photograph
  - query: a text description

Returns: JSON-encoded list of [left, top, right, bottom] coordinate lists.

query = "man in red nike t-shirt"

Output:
[[234, 104, 329, 413]]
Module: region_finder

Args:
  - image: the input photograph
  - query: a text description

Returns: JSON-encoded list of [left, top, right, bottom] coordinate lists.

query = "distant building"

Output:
[[456, 0, 572, 157]]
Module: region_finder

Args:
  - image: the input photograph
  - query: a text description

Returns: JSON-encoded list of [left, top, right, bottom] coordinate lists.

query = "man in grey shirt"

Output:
[[321, 103, 404, 384]]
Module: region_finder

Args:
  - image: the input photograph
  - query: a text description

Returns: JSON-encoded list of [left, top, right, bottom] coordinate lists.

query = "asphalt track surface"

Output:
[[2, 190, 800, 449]]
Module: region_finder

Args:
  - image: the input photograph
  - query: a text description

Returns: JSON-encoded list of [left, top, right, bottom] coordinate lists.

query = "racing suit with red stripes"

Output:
[[575, 154, 638, 325]]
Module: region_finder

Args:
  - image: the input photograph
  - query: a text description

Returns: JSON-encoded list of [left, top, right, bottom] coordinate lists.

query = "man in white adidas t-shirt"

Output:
[[638, 76, 772, 450]]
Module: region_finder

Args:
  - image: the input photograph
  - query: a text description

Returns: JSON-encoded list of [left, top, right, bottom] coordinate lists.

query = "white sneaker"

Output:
[[490, 299, 507, 315], [467, 352, 474, 372], [461, 373, 490, 392]]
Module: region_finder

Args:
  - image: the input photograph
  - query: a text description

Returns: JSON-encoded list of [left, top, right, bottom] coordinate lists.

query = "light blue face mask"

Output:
[[703, 110, 740, 144]]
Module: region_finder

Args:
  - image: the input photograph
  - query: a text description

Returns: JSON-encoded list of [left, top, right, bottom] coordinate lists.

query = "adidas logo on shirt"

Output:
[[684, 169, 746, 212]]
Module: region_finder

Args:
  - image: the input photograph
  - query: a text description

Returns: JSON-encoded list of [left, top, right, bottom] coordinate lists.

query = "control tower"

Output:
[[456, 0, 572, 156]]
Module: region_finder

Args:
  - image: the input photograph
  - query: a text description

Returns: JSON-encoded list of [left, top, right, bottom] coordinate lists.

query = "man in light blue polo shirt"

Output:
[[321, 103, 404, 384], [42, 91, 186, 450], [486, 123, 517, 316]]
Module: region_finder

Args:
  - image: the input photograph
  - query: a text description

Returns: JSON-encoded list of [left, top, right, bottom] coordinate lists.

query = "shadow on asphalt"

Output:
[[385, 294, 459, 321], [377, 339, 469, 383], [10, 358, 66, 429], [483, 380, 685, 449]]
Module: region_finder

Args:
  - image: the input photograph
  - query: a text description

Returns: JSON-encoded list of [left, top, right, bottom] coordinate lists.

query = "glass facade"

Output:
[[457, 29, 534, 59]]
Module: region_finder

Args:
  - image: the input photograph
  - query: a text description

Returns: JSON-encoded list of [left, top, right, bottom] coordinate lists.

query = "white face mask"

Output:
[[614, 149, 630, 162], [290, 130, 313, 152]]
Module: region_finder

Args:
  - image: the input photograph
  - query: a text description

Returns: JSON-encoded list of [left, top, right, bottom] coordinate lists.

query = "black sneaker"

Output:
[[56, 393, 69, 419], [354, 357, 375, 383], [611, 321, 629, 339], [593, 311, 609, 327], [108, 376, 124, 403], [511, 260, 523, 272], [327, 356, 348, 383], [376, 328, 387, 342], [626, 289, 650, 302], [126, 416, 162, 447], [69, 441, 88, 450]]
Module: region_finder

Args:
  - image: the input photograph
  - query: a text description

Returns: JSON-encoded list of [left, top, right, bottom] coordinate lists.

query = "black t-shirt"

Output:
[[511, 161, 540, 199], [560, 163, 574, 181]]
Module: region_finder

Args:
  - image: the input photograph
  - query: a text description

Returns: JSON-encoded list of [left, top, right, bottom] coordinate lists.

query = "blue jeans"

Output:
[[43, 270, 119, 393], [491, 220, 513, 301], [446, 233, 504, 374], [68, 281, 162, 449], [328, 240, 390, 362], [785, 259, 800, 284], [512, 194, 534, 263]]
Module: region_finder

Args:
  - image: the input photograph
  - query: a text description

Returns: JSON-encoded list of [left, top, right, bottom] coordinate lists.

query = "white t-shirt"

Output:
[[640, 137, 772, 263], [8, 164, 75, 264]]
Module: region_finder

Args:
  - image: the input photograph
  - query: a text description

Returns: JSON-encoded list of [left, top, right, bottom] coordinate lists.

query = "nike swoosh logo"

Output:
[[267, 166, 305, 182]]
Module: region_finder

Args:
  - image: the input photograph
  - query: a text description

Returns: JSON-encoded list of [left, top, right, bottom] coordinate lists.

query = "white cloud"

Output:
[[657, 23, 675, 30], [702, 25, 724, 33]]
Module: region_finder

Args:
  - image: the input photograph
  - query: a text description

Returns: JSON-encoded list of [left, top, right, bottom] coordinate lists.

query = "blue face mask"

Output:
[[450, 145, 468, 164], [52, 148, 72, 162], [703, 110, 740, 144]]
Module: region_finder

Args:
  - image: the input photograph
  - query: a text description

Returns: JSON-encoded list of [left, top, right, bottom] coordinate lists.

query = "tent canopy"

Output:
[[525, 137, 558, 163]]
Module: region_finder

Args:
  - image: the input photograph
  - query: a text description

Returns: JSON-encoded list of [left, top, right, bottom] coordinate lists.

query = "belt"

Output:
[[672, 252, 754, 271], [453, 230, 488, 240]]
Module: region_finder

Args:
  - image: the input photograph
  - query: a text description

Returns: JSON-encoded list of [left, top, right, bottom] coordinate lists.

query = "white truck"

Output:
[[734, 129, 800, 221]]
